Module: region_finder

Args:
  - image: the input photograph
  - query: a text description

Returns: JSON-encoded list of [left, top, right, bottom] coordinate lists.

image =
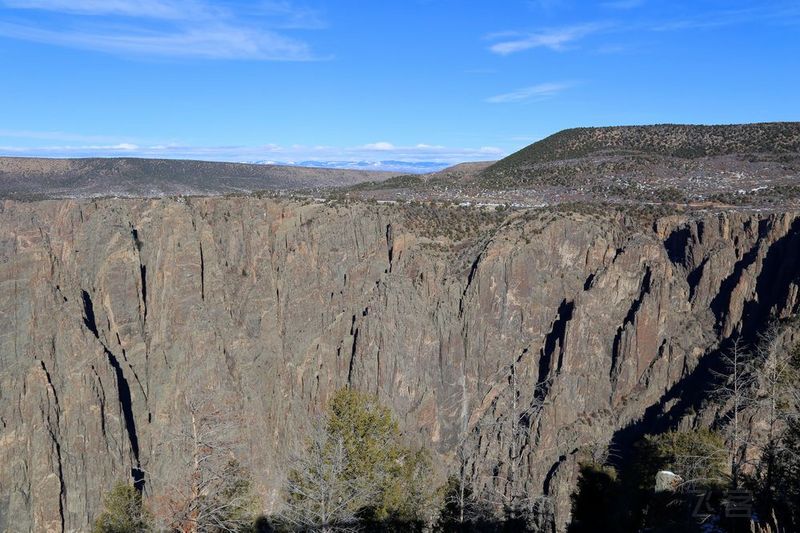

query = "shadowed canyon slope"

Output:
[[2, 197, 800, 531]]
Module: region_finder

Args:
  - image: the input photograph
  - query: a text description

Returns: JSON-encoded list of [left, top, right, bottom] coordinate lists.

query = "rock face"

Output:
[[1, 197, 799, 532]]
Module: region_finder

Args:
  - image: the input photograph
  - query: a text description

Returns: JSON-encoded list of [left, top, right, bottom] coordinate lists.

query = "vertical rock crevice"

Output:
[[131, 228, 147, 325], [40, 360, 66, 532], [90, 365, 108, 440], [686, 258, 707, 301], [139, 265, 147, 323], [537, 299, 574, 400], [610, 267, 653, 380], [50, 431, 66, 532], [348, 324, 359, 386], [104, 347, 145, 491], [459, 252, 483, 317], [386, 224, 394, 273], [81, 290, 99, 338], [663, 225, 692, 266], [81, 289, 145, 491], [740, 217, 800, 338], [199, 242, 205, 301], [710, 219, 771, 330]]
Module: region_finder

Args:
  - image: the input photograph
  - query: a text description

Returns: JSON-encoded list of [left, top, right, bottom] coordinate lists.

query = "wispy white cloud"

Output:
[[1, 0, 216, 19], [486, 82, 572, 103], [0, 21, 315, 60], [488, 3, 798, 58], [0, 0, 321, 60], [487, 23, 607, 54], [362, 142, 396, 151]]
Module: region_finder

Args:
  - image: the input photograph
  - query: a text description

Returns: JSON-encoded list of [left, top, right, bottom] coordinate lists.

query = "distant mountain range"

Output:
[[249, 160, 452, 173]]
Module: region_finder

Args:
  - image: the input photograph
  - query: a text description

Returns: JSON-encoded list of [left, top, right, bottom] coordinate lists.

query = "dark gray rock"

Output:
[[0, 198, 798, 532]]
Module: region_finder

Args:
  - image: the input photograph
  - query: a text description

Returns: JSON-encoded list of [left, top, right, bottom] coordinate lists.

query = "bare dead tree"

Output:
[[712, 336, 758, 486], [751, 325, 800, 495], [755, 327, 800, 441], [469, 362, 553, 522], [436, 351, 556, 529], [442, 439, 491, 528], [672, 447, 729, 489], [453, 444, 472, 526], [280, 413, 391, 533], [487, 361, 550, 513], [152, 391, 259, 533]]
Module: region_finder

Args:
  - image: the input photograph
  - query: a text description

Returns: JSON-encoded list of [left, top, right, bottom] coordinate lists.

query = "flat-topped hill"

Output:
[[485, 122, 800, 172], [0, 156, 398, 200]]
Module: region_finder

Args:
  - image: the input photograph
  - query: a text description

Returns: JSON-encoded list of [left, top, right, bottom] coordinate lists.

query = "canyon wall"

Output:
[[1, 197, 799, 531]]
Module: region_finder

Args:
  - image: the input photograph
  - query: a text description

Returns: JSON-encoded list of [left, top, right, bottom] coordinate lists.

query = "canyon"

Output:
[[1, 194, 799, 531]]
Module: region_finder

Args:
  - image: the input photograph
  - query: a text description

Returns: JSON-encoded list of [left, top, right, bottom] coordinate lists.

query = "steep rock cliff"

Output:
[[1, 198, 799, 531]]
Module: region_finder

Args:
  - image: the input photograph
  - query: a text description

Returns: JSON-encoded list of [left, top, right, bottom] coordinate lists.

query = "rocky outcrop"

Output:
[[1, 198, 799, 532]]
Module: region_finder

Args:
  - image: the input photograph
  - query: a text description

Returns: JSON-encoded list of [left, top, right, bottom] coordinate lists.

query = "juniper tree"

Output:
[[92, 482, 153, 533], [281, 389, 439, 532]]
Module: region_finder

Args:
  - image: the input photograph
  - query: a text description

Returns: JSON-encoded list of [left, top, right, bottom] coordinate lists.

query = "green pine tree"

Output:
[[92, 483, 152, 533]]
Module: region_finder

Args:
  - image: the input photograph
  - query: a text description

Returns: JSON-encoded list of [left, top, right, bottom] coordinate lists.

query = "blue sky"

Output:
[[0, 0, 798, 167]]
